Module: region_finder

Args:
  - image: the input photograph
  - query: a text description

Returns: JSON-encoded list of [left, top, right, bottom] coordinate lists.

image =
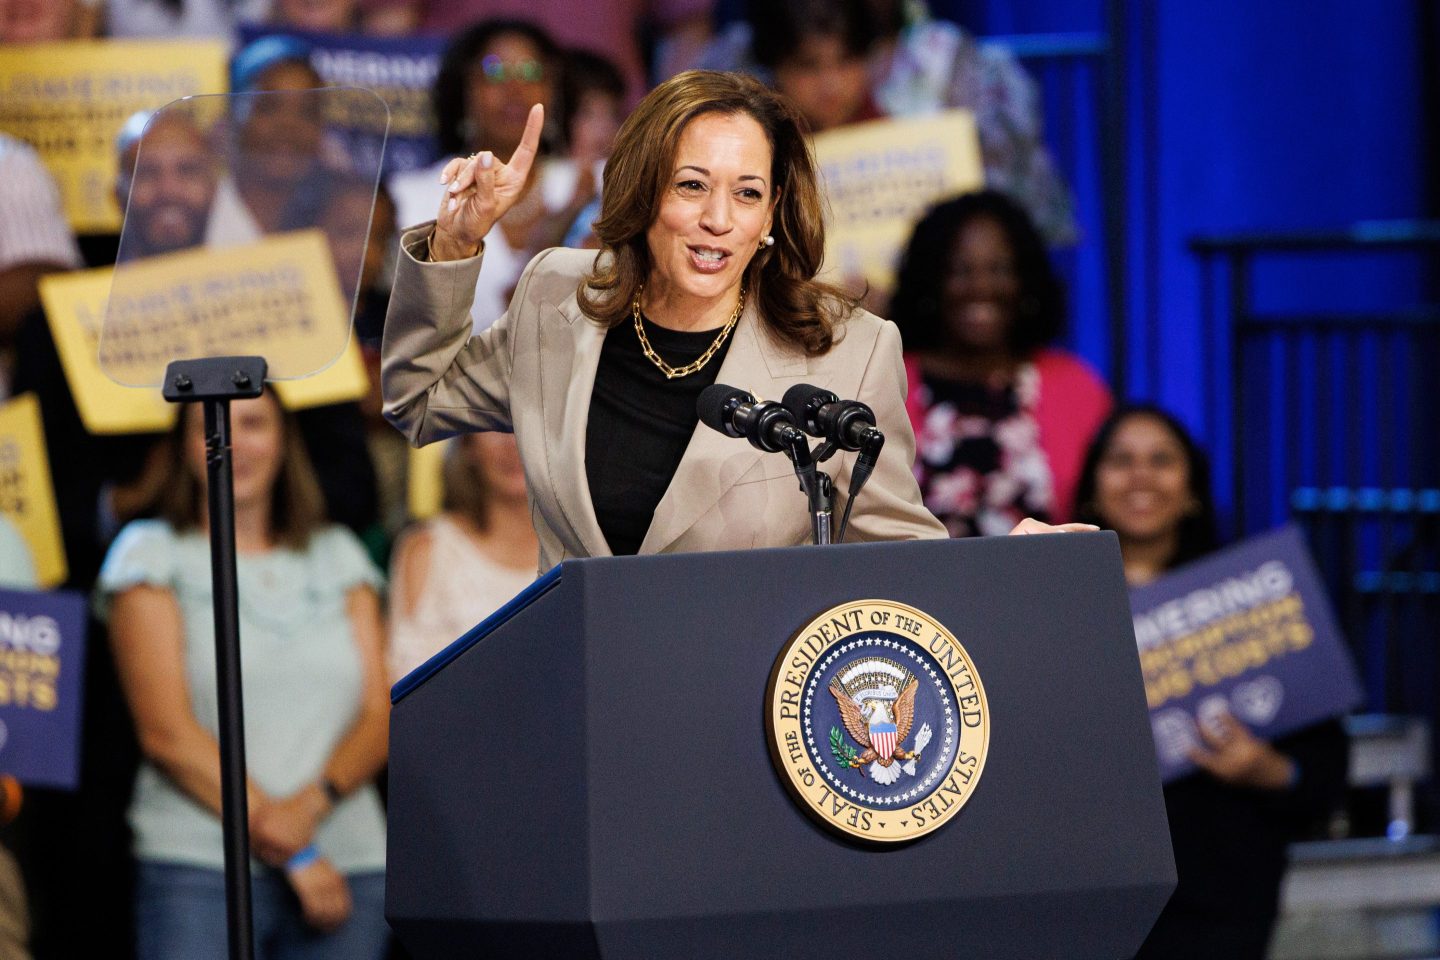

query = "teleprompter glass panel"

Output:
[[101, 88, 389, 387]]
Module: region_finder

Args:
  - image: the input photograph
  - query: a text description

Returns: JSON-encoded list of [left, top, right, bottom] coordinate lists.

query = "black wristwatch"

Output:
[[320, 777, 343, 807]]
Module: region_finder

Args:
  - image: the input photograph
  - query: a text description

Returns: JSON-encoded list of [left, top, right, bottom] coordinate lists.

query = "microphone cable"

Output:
[[836, 429, 884, 543]]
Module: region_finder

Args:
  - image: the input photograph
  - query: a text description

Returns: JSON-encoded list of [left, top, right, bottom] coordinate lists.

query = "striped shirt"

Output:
[[0, 134, 82, 272]]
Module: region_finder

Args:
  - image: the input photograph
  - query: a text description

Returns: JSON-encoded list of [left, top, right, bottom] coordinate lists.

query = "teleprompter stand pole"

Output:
[[163, 355, 267, 960]]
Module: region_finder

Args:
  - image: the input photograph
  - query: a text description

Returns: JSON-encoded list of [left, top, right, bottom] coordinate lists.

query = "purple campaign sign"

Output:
[[238, 26, 445, 176], [0, 587, 87, 789], [1129, 525, 1362, 782]]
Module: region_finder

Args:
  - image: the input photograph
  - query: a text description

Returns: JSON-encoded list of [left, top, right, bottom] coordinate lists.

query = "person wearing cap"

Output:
[[208, 35, 339, 247]]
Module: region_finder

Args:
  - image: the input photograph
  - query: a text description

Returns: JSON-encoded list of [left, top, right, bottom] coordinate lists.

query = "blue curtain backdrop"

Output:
[[950, 0, 1431, 520], [962, 0, 1434, 722], [1120, 1, 1424, 503]]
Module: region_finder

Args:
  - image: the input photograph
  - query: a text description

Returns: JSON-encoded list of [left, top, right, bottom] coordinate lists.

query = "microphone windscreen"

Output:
[[781, 382, 826, 421], [697, 383, 751, 433]]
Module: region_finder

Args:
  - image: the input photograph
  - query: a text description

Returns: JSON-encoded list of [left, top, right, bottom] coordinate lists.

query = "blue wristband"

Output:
[[286, 844, 320, 872]]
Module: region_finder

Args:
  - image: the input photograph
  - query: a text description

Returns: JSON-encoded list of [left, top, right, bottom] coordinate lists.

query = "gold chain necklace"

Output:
[[631, 286, 745, 380]]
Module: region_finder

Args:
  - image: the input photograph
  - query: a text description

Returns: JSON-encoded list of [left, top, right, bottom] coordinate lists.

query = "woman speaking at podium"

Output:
[[382, 70, 1081, 564]]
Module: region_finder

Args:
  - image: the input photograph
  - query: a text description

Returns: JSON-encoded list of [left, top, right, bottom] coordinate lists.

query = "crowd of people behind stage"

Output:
[[0, 2, 1349, 959]]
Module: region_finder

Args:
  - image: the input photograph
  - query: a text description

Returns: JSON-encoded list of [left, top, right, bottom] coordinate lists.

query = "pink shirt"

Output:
[[905, 348, 1112, 523]]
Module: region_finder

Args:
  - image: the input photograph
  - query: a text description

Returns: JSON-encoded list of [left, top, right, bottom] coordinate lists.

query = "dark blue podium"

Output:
[[386, 534, 1175, 959]]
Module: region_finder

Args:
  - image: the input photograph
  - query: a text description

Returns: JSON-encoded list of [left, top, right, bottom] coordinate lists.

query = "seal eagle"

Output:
[[829, 675, 920, 770]]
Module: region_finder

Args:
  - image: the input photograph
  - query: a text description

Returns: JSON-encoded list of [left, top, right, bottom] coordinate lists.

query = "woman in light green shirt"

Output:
[[99, 391, 390, 960]]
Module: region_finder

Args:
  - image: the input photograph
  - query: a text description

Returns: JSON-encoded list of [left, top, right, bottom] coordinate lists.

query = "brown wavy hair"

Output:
[[161, 392, 327, 550], [579, 70, 854, 355]]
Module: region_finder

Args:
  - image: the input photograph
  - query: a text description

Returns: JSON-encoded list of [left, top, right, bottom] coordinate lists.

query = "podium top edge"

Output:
[[555, 531, 1118, 571], [390, 563, 563, 704], [388, 533, 1121, 705]]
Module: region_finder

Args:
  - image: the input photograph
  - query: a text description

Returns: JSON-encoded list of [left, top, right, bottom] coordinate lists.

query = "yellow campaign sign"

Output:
[[406, 440, 449, 522], [0, 395, 67, 588], [813, 111, 985, 295], [271, 341, 369, 411], [100, 228, 354, 388], [39, 255, 368, 437], [40, 266, 173, 435], [0, 40, 228, 234]]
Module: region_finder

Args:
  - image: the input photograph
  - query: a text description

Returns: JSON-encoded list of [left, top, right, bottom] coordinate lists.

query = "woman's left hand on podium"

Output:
[[1007, 517, 1101, 535]]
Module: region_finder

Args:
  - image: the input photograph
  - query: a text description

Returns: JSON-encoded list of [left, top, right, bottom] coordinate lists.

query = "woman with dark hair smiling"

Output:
[[1075, 405, 1348, 960], [388, 18, 593, 330], [747, 0, 883, 134], [891, 189, 1111, 538], [382, 71, 1089, 568], [1073, 404, 1219, 583]]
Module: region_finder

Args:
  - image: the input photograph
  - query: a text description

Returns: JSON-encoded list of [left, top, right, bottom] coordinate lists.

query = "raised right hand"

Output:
[[431, 103, 545, 260], [288, 857, 353, 933]]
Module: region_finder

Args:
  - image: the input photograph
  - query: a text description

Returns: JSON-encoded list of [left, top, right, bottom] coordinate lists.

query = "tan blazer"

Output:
[[382, 225, 945, 571]]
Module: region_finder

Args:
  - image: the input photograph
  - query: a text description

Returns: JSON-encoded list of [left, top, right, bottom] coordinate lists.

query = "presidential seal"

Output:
[[765, 600, 990, 843]]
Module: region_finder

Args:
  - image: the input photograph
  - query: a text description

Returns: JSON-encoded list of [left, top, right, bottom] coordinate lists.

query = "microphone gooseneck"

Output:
[[779, 383, 887, 543], [837, 430, 885, 543], [697, 383, 827, 541], [698, 382, 886, 546]]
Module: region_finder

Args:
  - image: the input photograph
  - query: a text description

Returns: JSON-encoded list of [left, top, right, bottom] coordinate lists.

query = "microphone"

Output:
[[699, 383, 830, 542], [779, 383, 886, 543], [697, 383, 807, 453], [780, 383, 882, 452]]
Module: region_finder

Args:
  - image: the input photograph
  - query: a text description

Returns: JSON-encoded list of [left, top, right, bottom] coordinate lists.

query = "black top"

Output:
[[1133, 721, 1348, 960], [585, 315, 734, 556]]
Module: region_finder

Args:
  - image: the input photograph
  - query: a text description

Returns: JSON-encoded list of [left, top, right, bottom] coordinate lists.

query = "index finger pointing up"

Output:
[[507, 103, 545, 181]]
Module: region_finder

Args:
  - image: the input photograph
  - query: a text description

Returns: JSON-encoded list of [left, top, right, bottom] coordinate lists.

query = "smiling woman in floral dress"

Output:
[[891, 189, 1112, 538]]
